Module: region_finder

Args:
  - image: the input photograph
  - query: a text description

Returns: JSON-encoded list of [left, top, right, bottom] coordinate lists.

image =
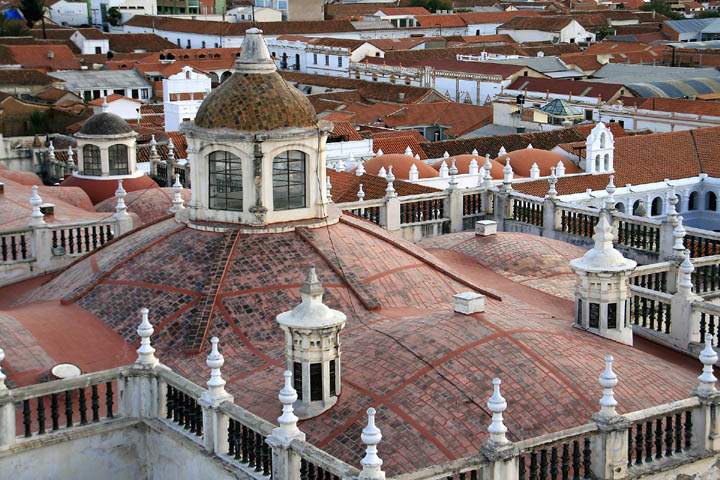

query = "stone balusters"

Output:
[[597, 355, 618, 418], [482, 377, 518, 480], [697, 335, 718, 397], [136, 308, 158, 367], [199, 337, 234, 454], [382, 166, 400, 231], [359, 408, 385, 480], [267, 371, 306, 480], [357, 183, 365, 202], [692, 336, 720, 453], [0, 346, 13, 451]]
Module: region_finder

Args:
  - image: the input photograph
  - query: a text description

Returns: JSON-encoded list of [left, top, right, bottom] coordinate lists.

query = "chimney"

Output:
[[47, 49, 55, 60], [398, 92, 406, 101], [40, 203, 55, 217]]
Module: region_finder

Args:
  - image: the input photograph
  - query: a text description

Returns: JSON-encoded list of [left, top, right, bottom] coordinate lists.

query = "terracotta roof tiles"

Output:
[[327, 169, 438, 203]]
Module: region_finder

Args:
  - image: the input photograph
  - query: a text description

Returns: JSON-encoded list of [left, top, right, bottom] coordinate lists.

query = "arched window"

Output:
[[707, 191, 717, 211], [675, 194, 682, 212], [603, 153, 610, 171], [82, 144, 101, 176], [632, 200, 644, 216], [594, 154, 601, 172], [108, 144, 128, 175], [272, 150, 306, 211], [615, 202, 626, 213], [220, 71, 232, 82], [600, 132, 606, 149], [208, 151, 243, 211], [651, 196, 663, 216], [689, 191, 699, 211], [209, 72, 219, 85]]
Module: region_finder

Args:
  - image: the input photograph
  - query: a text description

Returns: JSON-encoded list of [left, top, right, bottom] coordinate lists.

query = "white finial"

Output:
[[378, 166, 387, 178], [443, 151, 449, 159], [357, 183, 365, 202], [679, 249, 694, 293], [29, 185, 44, 225], [498, 146, 507, 157], [276, 370, 303, 439], [547, 167, 558, 199], [169, 174, 185, 213], [503, 158, 513, 190], [150, 134, 157, 149], [673, 215, 687, 257], [336, 157, 346, 172], [135, 307, 158, 366], [527, 143, 533, 149], [385, 166, 396, 197], [487, 378, 509, 445], [203, 337, 230, 403], [66, 146, 75, 170], [167, 138, 175, 163], [376, 148, 383, 157], [47, 140, 55, 161], [114, 179, 128, 219], [598, 354, 618, 417], [605, 175, 616, 209], [326, 175, 333, 200], [667, 188, 679, 222], [439, 160, 449, 178], [356, 159, 365, 176], [484, 155, 493, 187], [404, 145, 413, 156], [471, 148, 479, 156], [555, 161, 566, 177], [449, 158, 458, 177], [0, 347, 6, 391], [469, 157, 479, 176], [408, 163, 419, 182], [359, 408, 385, 480], [101, 96, 109, 112], [697, 335, 718, 396], [529, 162, 540, 180], [414, 153, 420, 161]]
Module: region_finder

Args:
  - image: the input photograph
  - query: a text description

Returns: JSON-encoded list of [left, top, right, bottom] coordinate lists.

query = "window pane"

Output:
[[208, 150, 243, 211], [272, 150, 305, 211], [108, 144, 128, 175]]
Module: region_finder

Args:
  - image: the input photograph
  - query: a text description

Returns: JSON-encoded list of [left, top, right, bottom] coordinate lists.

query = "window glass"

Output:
[[272, 150, 306, 211], [208, 151, 243, 211]]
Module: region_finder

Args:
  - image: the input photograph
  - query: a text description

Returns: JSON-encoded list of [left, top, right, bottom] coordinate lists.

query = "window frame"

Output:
[[108, 144, 129, 176], [208, 150, 244, 212], [82, 144, 101, 176], [272, 150, 306, 211]]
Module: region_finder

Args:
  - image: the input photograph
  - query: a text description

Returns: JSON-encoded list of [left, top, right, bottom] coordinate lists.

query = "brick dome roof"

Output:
[[193, 28, 317, 132], [60, 174, 158, 205], [498, 148, 581, 177], [78, 112, 134, 136], [364, 153, 439, 179], [431, 154, 505, 178]]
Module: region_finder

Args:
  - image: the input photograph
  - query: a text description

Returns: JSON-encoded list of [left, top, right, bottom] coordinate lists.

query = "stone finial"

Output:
[[484, 155, 493, 188], [385, 166, 396, 198], [697, 335, 718, 396], [605, 175, 616, 209], [66, 146, 75, 170], [376, 148, 383, 157], [356, 160, 366, 176], [527, 143, 533, 149], [498, 146, 507, 157], [29, 185, 45, 225], [203, 337, 230, 403], [135, 307, 158, 366], [486, 378, 509, 446], [529, 162, 540, 180], [276, 370, 303, 439], [555, 161, 566, 177], [357, 183, 365, 202], [167, 138, 176, 163], [301, 265, 324, 300], [114, 179, 129, 219], [150, 134, 158, 151], [678, 249, 694, 293], [439, 160, 449, 178], [547, 167, 558, 199], [443, 151, 450, 159], [449, 158, 458, 176], [673, 215, 687, 257], [101, 95, 109, 112], [502, 158, 513, 190], [472, 148, 479, 156], [414, 153, 420, 161], [598, 354, 618, 417], [570, 211, 635, 272], [335, 157, 346, 172], [667, 188, 679, 223], [169, 174, 185, 213], [359, 408, 385, 480], [0, 347, 5, 391], [235, 27, 276, 74], [408, 163, 419, 182], [377, 166, 387, 178], [469, 157, 479, 176], [404, 145, 413, 156], [47, 140, 55, 161], [326, 175, 332, 197]]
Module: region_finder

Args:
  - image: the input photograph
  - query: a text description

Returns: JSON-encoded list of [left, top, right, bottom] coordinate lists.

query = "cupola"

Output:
[[585, 122, 614, 174], [74, 112, 138, 178], [276, 266, 347, 418]]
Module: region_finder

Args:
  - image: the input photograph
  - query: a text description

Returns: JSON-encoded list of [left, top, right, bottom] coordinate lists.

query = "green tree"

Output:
[[19, 0, 46, 38], [29, 111, 51, 135], [596, 25, 616, 41], [106, 6, 122, 27], [640, 0, 683, 20], [409, 0, 453, 13], [698, 10, 720, 18]]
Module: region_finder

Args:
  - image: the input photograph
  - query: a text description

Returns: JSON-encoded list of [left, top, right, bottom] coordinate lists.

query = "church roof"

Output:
[[3, 215, 698, 475], [77, 112, 135, 136]]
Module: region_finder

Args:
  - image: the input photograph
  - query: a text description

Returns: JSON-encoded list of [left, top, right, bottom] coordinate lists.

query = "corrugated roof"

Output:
[[49, 69, 151, 90]]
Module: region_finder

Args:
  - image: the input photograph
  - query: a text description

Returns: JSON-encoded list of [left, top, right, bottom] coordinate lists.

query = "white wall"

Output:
[[48, 0, 88, 26], [93, 98, 142, 120]]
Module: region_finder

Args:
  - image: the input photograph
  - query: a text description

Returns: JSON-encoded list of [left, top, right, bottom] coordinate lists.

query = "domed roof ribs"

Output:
[[188, 228, 242, 352], [294, 227, 382, 311]]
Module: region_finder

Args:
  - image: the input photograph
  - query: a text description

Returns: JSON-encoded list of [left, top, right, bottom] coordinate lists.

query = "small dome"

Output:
[[497, 148, 580, 177], [364, 154, 438, 180], [78, 112, 134, 136], [431, 154, 504, 178], [193, 29, 317, 132]]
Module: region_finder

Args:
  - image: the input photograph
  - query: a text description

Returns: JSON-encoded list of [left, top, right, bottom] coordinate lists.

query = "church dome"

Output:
[[78, 112, 134, 136], [497, 148, 580, 177], [364, 153, 438, 179], [193, 28, 317, 132], [432, 154, 505, 178]]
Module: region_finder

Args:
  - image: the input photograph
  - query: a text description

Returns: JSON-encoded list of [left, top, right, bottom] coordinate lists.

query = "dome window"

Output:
[[208, 151, 243, 211], [109, 144, 129, 176], [82, 145, 101, 176], [272, 150, 306, 211]]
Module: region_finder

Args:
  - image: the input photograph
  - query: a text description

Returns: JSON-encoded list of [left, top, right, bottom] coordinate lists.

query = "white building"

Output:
[[46, 0, 89, 26], [90, 95, 143, 121], [498, 17, 595, 44], [70, 29, 110, 55], [163, 66, 212, 132]]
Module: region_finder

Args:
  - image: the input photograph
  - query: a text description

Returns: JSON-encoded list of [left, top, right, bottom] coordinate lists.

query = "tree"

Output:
[[409, 0, 453, 13], [596, 25, 615, 41], [19, 0, 46, 38], [640, 0, 683, 20], [106, 7, 122, 27], [698, 10, 720, 18]]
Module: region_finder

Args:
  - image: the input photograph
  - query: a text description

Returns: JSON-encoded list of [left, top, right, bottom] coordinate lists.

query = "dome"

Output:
[[431, 154, 504, 178], [61, 174, 158, 205], [193, 29, 317, 132], [77, 112, 134, 136], [364, 154, 439, 179], [497, 148, 581, 177]]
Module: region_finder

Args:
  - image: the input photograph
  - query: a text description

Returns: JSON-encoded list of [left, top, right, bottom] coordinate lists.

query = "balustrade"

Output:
[[227, 418, 272, 476], [51, 223, 114, 256], [685, 233, 720, 258], [348, 206, 381, 226], [512, 198, 544, 227], [558, 208, 598, 238], [0, 230, 29, 263], [616, 219, 660, 254], [165, 384, 203, 437], [629, 288, 672, 335], [400, 198, 446, 225], [626, 403, 695, 470], [518, 431, 594, 480]]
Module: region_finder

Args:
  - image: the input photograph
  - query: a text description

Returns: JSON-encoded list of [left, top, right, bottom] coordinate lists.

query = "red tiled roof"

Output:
[[371, 131, 429, 159], [60, 174, 159, 205], [76, 27, 106, 40], [106, 33, 178, 53], [1, 44, 81, 71], [559, 53, 603, 72], [330, 121, 363, 141], [88, 94, 142, 106], [375, 7, 431, 16], [499, 15, 574, 31], [382, 102, 493, 137], [636, 97, 720, 117], [328, 169, 438, 203], [507, 77, 626, 101], [415, 14, 468, 28], [458, 11, 546, 24]]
